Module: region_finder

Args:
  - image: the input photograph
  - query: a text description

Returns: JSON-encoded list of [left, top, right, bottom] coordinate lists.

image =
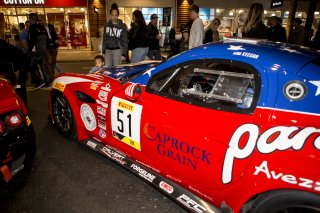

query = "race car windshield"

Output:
[[182, 68, 253, 104]]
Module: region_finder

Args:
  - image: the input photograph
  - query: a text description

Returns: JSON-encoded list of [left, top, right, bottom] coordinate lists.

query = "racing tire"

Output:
[[249, 190, 320, 213], [51, 91, 77, 139]]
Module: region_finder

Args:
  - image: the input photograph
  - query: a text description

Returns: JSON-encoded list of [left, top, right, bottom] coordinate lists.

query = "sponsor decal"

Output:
[[117, 100, 134, 112], [98, 114, 106, 120], [99, 129, 106, 138], [284, 81, 307, 100], [115, 72, 125, 77], [189, 185, 214, 202], [53, 82, 66, 92], [25, 116, 31, 126], [100, 146, 126, 165], [98, 120, 106, 130], [101, 83, 111, 92], [144, 124, 212, 170], [130, 164, 156, 183], [125, 83, 137, 98], [233, 51, 259, 59], [223, 124, 320, 184], [309, 81, 320, 96], [159, 181, 174, 194], [87, 140, 97, 149], [177, 194, 206, 213], [254, 161, 320, 192], [111, 97, 142, 151], [97, 106, 106, 116], [96, 100, 108, 108], [98, 90, 109, 102], [80, 104, 97, 131], [90, 81, 103, 90], [227, 45, 245, 51]]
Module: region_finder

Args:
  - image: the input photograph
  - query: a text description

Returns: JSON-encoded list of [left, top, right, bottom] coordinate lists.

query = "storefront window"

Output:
[[16, 7, 44, 14], [0, 7, 16, 15], [119, 7, 138, 28]]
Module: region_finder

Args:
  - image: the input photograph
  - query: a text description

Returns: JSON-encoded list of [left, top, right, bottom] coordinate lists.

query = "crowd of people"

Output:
[[1, 2, 320, 93], [0, 12, 59, 104]]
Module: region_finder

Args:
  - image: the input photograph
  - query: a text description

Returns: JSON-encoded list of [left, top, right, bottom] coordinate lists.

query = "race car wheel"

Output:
[[51, 92, 76, 138], [249, 190, 320, 213]]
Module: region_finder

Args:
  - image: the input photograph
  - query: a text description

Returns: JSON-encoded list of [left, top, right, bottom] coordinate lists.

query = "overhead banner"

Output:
[[162, 7, 171, 27], [69, 13, 87, 48]]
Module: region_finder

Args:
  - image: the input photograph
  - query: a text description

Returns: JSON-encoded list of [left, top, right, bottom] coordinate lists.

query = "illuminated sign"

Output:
[[271, 0, 283, 9], [3, 0, 44, 5]]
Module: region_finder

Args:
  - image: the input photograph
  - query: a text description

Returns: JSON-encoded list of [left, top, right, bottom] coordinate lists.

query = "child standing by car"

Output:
[[89, 55, 105, 74]]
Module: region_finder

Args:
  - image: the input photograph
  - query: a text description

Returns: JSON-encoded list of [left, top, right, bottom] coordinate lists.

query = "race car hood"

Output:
[[0, 79, 20, 114], [99, 60, 160, 82]]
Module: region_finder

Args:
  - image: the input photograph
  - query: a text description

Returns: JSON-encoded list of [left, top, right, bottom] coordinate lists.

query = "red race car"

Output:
[[48, 40, 320, 213], [0, 75, 36, 197]]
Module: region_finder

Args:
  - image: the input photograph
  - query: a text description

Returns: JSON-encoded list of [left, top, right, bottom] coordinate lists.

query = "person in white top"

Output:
[[189, 4, 204, 49]]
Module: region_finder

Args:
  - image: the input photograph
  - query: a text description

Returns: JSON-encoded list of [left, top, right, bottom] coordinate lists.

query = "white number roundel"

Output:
[[80, 103, 97, 131]]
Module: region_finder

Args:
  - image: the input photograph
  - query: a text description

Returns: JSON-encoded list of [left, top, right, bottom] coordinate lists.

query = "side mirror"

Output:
[[125, 83, 142, 101]]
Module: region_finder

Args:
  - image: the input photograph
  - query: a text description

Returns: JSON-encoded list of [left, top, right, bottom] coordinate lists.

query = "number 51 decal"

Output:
[[111, 97, 143, 151]]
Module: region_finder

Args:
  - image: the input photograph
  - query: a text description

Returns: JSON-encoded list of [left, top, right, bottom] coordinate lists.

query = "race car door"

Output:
[[139, 58, 267, 191]]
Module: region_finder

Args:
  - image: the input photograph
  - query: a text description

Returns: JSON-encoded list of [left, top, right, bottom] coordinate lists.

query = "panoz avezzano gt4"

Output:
[[48, 39, 320, 213]]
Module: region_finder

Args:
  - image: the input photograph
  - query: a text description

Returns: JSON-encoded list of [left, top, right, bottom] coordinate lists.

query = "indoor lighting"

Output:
[[229, 12, 233, 16], [216, 9, 220, 13], [239, 10, 243, 13], [81, 8, 84, 11], [264, 10, 267, 14], [285, 11, 289, 14], [315, 11, 319, 15], [60, 8, 64, 11], [67, 10, 71, 13], [298, 13, 302, 17], [272, 13, 275, 16]]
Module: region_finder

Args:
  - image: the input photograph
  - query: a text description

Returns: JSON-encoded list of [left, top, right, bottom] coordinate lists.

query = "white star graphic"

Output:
[[309, 81, 320, 96], [115, 72, 125, 76], [103, 71, 111, 75], [227, 45, 245, 51], [280, 47, 300, 54], [143, 68, 155, 77]]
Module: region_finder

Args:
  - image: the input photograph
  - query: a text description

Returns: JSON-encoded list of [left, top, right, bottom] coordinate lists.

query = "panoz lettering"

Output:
[[4, 0, 44, 4], [223, 124, 320, 184], [254, 161, 320, 192], [152, 132, 212, 170]]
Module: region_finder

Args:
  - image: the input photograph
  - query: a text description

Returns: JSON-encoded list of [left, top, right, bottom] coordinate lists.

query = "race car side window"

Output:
[[146, 59, 261, 114]]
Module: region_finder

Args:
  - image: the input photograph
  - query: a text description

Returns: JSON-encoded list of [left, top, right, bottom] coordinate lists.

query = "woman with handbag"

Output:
[[102, 3, 128, 67]]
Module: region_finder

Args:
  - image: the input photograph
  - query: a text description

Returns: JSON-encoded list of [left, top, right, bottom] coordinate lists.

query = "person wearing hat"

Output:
[[180, 26, 190, 52], [147, 14, 162, 60]]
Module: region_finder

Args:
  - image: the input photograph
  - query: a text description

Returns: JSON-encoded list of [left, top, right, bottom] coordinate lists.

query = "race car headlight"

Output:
[[6, 112, 23, 128]]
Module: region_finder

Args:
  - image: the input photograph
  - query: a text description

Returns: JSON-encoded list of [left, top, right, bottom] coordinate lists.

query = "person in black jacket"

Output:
[[0, 39, 28, 105], [102, 3, 128, 67], [267, 16, 286, 42], [128, 10, 149, 63], [27, 13, 50, 89], [147, 14, 161, 60], [39, 16, 59, 82], [242, 3, 268, 39]]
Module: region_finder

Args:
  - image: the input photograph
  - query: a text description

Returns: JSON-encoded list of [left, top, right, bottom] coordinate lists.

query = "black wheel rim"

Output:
[[52, 94, 73, 135]]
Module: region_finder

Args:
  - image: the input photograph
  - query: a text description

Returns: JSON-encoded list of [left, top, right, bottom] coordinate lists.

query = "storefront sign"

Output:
[[162, 7, 171, 27], [3, 0, 43, 5], [0, 0, 86, 6]]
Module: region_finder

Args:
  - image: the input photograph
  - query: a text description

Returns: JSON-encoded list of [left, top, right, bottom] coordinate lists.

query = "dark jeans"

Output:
[[46, 48, 58, 81], [147, 49, 161, 60], [29, 51, 50, 84]]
